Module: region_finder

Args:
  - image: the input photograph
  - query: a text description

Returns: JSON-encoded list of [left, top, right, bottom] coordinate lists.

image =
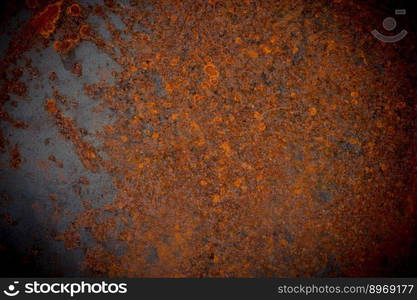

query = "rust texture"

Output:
[[9, 145, 22, 169], [29, 0, 63, 38], [0, 0, 416, 277]]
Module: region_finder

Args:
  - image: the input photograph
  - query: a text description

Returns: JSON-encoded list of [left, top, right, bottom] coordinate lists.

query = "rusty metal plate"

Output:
[[0, 0, 416, 277]]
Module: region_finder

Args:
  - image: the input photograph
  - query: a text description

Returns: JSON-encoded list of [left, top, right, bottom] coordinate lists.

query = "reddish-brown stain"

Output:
[[66, 3, 82, 17], [29, 0, 63, 38], [10, 145, 22, 169]]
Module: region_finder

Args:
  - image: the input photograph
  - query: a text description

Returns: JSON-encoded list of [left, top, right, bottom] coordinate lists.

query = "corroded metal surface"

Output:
[[0, 0, 416, 277]]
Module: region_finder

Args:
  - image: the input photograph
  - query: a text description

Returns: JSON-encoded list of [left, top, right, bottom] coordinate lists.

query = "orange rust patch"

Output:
[[204, 63, 219, 79], [79, 24, 92, 39], [45, 98, 59, 115], [53, 36, 80, 55], [246, 49, 259, 59], [212, 194, 221, 204], [29, 0, 63, 38], [308, 107, 317, 116], [66, 3, 82, 17]]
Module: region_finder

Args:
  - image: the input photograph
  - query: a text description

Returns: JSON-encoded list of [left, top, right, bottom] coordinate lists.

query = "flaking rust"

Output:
[[29, 0, 64, 38]]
